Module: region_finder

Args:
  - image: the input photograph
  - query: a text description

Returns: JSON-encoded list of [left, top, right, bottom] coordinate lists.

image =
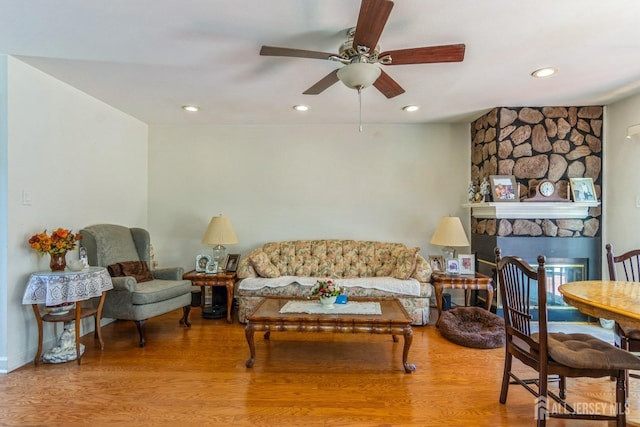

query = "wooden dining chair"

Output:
[[606, 243, 640, 368], [495, 248, 640, 427]]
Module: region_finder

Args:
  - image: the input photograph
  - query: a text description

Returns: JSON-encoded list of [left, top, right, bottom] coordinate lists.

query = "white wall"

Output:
[[603, 93, 640, 267], [1, 57, 148, 372], [148, 123, 471, 271], [0, 56, 8, 373]]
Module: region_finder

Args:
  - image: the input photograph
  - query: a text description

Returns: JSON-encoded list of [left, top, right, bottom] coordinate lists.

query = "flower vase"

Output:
[[49, 252, 67, 272], [319, 295, 337, 309]]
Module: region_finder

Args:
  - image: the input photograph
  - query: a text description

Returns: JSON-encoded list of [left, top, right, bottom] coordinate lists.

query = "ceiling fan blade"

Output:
[[380, 44, 466, 65], [260, 45, 336, 60], [373, 70, 405, 99], [353, 0, 394, 52], [303, 69, 340, 95]]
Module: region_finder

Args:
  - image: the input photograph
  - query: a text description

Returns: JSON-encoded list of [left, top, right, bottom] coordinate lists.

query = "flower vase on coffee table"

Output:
[[319, 295, 337, 309]]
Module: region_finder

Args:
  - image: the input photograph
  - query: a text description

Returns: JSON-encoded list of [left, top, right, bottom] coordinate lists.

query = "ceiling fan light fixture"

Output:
[[337, 63, 381, 90], [292, 104, 309, 112], [402, 105, 420, 112], [531, 67, 557, 78], [182, 105, 200, 112]]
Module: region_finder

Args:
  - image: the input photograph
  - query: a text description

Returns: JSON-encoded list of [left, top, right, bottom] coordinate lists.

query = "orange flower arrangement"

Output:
[[28, 228, 82, 255]]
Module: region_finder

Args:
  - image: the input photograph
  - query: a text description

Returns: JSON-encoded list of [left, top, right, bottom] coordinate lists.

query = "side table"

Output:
[[431, 271, 494, 327], [183, 270, 236, 323], [22, 267, 114, 365]]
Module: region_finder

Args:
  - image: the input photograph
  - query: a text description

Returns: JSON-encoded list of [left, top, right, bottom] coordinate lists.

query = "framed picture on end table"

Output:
[[223, 254, 240, 272], [458, 254, 475, 275], [446, 258, 460, 275], [196, 254, 211, 272], [428, 255, 445, 272], [205, 260, 218, 274]]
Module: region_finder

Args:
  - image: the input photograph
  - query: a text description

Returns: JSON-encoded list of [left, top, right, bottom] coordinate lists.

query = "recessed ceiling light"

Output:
[[531, 67, 558, 78], [402, 105, 420, 112], [182, 105, 200, 112], [293, 105, 309, 112]]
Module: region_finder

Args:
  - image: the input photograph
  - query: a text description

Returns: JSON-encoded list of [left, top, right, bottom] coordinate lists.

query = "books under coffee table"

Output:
[[244, 297, 416, 373]]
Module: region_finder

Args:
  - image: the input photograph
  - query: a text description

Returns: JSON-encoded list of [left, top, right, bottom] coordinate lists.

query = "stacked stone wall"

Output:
[[470, 106, 602, 237]]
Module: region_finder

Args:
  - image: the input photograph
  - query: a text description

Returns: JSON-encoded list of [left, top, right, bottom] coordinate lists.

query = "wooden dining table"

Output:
[[559, 280, 640, 426], [558, 280, 640, 331]]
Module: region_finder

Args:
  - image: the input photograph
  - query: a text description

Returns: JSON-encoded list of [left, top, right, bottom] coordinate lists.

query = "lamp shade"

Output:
[[430, 216, 470, 247], [337, 63, 382, 89], [201, 216, 238, 245]]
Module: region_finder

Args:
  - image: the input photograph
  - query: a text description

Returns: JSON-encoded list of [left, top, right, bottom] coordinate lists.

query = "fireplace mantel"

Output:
[[462, 201, 599, 219]]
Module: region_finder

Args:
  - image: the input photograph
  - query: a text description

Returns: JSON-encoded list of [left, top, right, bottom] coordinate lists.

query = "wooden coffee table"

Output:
[[244, 297, 416, 373]]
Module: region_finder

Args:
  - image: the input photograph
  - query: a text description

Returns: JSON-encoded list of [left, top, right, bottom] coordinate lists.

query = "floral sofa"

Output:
[[235, 240, 433, 325]]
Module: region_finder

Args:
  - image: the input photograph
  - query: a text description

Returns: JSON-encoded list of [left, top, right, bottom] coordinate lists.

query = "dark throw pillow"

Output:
[[107, 260, 154, 283]]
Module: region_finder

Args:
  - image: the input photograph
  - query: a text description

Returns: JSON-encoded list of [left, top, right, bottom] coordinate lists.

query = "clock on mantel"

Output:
[[523, 179, 568, 202]]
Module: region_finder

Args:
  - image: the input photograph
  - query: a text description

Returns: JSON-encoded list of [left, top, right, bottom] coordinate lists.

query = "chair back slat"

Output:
[[606, 243, 640, 282], [495, 248, 548, 354]]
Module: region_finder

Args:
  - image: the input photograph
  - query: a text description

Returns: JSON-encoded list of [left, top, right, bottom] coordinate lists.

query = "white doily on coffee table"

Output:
[[279, 300, 381, 315]]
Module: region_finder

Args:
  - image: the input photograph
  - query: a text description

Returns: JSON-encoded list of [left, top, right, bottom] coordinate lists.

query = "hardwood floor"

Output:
[[1, 308, 639, 426]]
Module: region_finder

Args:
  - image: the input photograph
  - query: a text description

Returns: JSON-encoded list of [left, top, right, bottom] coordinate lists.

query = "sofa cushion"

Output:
[[375, 245, 395, 277], [249, 251, 281, 278], [108, 260, 154, 283], [411, 256, 431, 282], [391, 247, 419, 280]]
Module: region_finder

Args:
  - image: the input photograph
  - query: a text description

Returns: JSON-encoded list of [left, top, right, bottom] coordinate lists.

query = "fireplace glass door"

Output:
[[478, 257, 590, 322]]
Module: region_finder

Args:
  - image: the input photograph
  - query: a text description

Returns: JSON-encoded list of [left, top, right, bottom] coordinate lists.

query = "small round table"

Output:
[[22, 267, 113, 365]]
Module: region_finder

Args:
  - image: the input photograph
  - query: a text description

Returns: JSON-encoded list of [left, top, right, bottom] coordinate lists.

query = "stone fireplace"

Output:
[[469, 106, 603, 320]]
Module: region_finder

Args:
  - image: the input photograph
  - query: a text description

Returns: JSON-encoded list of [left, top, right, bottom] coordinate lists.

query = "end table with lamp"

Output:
[[430, 215, 492, 327], [183, 270, 236, 322], [431, 271, 494, 327], [22, 267, 113, 365]]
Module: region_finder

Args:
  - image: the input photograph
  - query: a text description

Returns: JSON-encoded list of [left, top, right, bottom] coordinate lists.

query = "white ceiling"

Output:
[[2, 0, 640, 126]]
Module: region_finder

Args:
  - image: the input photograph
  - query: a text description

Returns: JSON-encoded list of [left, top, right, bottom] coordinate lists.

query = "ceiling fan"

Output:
[[260, 0, 466, 99]]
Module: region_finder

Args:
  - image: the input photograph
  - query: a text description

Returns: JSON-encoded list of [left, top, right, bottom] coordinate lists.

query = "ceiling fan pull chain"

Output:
[[358, 86, 363, 132]]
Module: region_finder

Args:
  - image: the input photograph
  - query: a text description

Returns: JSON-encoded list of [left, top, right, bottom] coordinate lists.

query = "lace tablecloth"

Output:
[[22, 267, 113, 306], [279, 300, 382, 315]]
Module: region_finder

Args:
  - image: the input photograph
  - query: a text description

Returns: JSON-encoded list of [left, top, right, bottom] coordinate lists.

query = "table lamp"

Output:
[[201, 215, 238, 269], [430, 216, 470, 259]]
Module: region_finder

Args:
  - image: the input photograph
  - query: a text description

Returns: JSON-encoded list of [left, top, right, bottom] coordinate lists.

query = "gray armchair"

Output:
[[80, 224, 191, 347]]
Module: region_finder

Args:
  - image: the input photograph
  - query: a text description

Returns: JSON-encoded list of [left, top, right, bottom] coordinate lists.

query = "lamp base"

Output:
[[211, 244, 227, 267], [442, 246, 456, 260]]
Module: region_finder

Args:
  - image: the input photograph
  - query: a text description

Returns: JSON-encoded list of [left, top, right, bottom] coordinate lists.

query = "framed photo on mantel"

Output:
[[490, 175, 518, 202], [570, 177, 597, 202]]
